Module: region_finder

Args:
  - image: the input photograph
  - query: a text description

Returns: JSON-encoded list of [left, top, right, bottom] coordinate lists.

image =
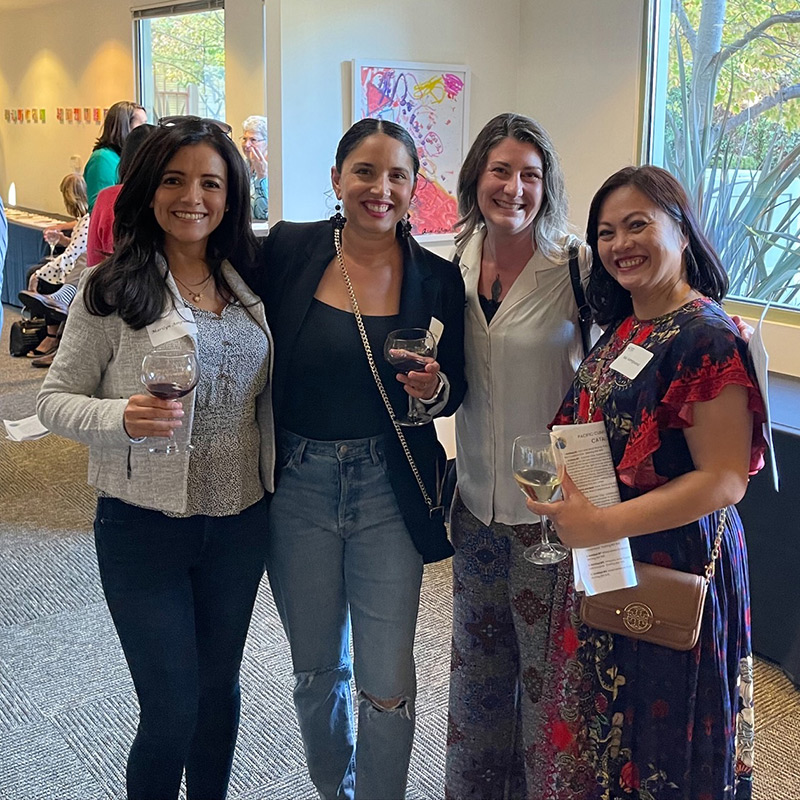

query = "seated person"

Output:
[[240, 115, 268, 220], [19, 173, 90, 365]]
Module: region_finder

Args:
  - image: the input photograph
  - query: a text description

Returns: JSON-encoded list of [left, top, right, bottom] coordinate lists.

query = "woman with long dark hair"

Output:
[[246, 117, 465, 799], [83, 100, 147, 210], [38, 118, 273, 800], [526, 165, 765, 799]]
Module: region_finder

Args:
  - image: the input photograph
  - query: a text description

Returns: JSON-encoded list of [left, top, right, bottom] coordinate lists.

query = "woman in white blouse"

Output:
[[445, 113, 592, 800], [18, 172, 90, 362]]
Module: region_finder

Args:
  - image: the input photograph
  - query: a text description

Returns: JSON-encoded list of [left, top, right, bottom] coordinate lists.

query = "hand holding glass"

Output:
[[44, 229, 61, 259], [512, 433, 568, 565], [384, 328, 437, 426], [140, 351, 200, 454]]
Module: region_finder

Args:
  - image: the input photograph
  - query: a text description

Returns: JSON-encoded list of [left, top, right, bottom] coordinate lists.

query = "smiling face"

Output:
[[476, 137, 544, 239], [596, 185, 689, 302], [331, 133, 417, 239], [151, 142, 228, 255]]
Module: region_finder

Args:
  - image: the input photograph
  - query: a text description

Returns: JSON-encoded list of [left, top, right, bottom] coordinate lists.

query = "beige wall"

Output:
[[0, 0, 645, 226], [517, 0, 646, 234]]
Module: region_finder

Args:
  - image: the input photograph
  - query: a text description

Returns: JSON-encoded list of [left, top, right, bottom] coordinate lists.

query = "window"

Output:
[[134, 1, 225, 123], [645, 0, 800, 310]]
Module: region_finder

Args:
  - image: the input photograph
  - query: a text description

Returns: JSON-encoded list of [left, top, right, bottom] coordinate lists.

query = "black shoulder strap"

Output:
[[568, 244, 593, 357]]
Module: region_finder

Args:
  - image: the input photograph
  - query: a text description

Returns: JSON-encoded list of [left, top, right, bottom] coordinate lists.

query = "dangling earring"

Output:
[[400, 212, 412, 238], [330, 202, 346, 231]]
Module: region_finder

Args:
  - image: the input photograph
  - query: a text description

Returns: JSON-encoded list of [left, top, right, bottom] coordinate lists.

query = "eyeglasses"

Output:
[[157, 115, 233, 136], [240, 136, 266, 144]]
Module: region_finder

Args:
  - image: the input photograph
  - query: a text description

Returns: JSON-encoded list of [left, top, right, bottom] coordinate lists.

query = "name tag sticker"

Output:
[[609, 343, 654, 379], [429, 317, 444, 345], [146, 307, 197, 347]]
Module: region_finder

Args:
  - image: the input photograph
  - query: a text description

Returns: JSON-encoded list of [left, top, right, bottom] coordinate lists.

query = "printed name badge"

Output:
[[608, 343, 654, 379], [429, 317, 444, 345], [146, 307, 197, 348]]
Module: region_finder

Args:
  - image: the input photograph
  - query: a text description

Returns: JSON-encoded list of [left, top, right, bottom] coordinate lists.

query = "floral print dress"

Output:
[[535, 298, 766, 800]]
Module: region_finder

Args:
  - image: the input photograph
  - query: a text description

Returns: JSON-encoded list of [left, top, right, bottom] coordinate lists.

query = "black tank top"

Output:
[[280, 299, 404, 440]]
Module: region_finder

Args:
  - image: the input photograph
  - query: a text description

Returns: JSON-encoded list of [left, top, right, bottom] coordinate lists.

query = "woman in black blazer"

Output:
[[248, 118, 465, 800]]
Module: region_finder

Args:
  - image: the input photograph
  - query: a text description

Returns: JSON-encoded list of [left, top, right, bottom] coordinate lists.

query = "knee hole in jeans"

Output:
[[358, 689, 411, 718]]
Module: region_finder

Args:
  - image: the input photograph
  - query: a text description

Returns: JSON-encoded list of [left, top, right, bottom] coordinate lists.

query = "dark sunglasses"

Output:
[[157, 115, 233, 136]]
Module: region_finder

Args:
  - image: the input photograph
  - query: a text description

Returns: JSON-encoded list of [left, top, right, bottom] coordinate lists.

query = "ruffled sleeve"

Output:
[[617, 315, 766, 490]]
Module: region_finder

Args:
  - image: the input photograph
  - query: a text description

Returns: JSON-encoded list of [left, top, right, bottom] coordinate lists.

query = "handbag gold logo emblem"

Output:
[[621, 602, 654, 633]]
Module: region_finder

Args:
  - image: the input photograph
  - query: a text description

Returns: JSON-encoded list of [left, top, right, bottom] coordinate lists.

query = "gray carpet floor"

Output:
[[1, 303, 798, 799]]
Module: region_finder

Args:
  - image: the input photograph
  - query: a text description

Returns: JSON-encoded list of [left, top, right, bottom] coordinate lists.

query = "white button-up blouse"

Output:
[[454, 227, 593, 527]]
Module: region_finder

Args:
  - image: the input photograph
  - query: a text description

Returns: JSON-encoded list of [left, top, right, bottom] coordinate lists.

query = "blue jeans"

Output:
[[267, 429, 424, 800], [94, 495, 268, 800]]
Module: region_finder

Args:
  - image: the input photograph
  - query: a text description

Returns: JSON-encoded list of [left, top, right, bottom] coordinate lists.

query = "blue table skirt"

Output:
[[2, 221, 47, 307]]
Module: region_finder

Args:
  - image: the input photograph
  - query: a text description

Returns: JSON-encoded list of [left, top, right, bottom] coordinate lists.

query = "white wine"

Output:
[[514, 467, 561, 502]]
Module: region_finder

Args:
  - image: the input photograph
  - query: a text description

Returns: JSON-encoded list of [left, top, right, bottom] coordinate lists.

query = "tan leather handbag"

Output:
[[579, 508, 727, 651]]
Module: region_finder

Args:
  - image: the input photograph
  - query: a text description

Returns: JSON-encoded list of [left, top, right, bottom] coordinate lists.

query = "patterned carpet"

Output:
[[0, 304, 798, 799]]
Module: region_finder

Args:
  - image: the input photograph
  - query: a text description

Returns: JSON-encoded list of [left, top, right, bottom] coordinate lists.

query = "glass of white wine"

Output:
[[511, 433, 568, 565]]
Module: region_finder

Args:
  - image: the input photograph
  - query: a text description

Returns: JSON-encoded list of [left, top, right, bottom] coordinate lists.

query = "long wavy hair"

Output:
[[586, 165, 728, 325], [84, 119, 256, 329], [93, 101, 146, 155], [454, 113, 570, 261]]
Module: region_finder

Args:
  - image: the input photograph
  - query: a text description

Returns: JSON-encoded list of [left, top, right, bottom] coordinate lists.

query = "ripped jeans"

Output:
[[266, 429, 424, 800]]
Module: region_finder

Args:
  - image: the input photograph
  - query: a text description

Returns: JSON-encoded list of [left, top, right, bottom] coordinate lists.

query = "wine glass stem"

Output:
[[540, 514, 552, 548]]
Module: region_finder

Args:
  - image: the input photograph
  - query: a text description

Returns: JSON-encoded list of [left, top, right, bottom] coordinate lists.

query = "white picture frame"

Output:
[[352, 59, 471, 243]]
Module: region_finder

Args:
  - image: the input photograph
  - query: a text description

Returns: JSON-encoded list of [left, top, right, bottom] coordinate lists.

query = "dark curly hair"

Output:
[[586, 165, 728, 325], [85, 118, 256, 329]]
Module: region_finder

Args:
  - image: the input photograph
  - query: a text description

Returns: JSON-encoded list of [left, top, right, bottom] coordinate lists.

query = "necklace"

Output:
[[172, 271, 213, 303]]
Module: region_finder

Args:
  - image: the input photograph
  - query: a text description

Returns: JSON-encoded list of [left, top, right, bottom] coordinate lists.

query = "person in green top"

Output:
[[83, 100, 147, 210]]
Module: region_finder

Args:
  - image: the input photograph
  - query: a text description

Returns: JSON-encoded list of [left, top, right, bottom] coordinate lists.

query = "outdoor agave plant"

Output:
[[664, 1, 800, 307]]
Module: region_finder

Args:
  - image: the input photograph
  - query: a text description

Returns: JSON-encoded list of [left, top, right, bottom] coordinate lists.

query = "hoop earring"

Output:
[[400, 213, 412, 238], [330, 202, 346, 231]]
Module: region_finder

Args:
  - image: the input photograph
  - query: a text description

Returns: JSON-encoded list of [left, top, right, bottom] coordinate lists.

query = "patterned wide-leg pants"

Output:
[[445, 491, 571, 800]]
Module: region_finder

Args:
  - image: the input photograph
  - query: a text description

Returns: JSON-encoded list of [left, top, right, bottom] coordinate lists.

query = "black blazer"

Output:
[[248, 219, 466, 563]]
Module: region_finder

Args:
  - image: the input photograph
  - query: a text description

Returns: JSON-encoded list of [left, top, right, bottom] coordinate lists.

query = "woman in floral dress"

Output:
[[527, 166, 766, 800]]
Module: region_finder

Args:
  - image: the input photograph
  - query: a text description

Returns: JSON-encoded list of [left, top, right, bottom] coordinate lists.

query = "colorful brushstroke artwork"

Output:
[[353, 60, 470, 240]]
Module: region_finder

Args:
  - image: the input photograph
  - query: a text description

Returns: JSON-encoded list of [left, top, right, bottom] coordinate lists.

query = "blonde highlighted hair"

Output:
[[60, 172, 88, 218]]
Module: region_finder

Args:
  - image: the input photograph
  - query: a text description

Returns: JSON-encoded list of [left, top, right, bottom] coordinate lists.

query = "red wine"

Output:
[[387, 355, 428, 374], [145, 381, 194, 400]]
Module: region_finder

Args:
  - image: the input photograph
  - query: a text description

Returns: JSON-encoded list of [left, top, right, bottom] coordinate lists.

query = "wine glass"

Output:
[[384, 328, 437, 426], [140, 350, 200, 455], [44, 229, 61, 260], [512, 433, 569, 565]]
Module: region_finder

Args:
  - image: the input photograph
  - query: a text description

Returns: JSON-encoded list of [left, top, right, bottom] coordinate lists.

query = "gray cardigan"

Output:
[[37, 261, 275, 514]]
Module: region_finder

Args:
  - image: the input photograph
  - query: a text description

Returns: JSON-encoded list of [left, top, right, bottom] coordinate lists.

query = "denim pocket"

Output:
[[276, 431, 306, 472], [95, 496, 159, 526]]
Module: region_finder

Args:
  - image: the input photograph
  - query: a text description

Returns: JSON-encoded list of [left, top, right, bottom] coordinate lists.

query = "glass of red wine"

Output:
[[384, 328, 437, 426], [140, 350, 200, 454]]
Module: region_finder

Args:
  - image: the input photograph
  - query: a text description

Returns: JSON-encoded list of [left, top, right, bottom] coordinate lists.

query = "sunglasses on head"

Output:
[[157, 115, 233, 136]]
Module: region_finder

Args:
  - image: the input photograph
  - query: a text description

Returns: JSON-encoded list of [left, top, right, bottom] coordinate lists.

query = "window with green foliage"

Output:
[[648, 0, 800, 309], [134, 1, 225, 124]]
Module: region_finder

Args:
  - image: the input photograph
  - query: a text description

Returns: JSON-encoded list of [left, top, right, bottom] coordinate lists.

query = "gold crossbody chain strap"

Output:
[[333, 227, 439, 515], [704, 507, 727, 583]]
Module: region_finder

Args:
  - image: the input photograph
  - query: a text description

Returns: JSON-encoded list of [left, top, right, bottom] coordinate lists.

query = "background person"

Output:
[[240, 115, 268, 220], [87, 123, 156, 266], [19, 172, 90, 364], [37, 118, 273, 800], [0, 194, 6, 334], [83, 100, 147, 210], [246, 117, 465, 800], [445, 113, 592, 799], [526, 165, 766, 799]]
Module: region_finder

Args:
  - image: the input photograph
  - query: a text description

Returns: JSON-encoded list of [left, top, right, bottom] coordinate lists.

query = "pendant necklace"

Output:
[[172, 271, 213, 303]]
